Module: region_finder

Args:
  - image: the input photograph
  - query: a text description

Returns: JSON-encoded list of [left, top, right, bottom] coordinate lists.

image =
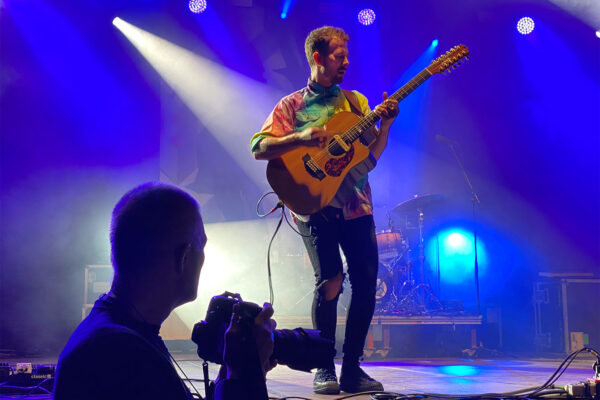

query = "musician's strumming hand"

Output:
[[296, 126, 327, 148], [253, 126, 327, 160], [374, 92, 399, 130]]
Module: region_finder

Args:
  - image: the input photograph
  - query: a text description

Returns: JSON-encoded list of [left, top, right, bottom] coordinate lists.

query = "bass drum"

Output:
[[375, 262, 393, 302], [376, 230, 406, 262]]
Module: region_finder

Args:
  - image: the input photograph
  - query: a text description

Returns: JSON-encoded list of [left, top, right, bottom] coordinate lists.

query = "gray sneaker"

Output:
[[313, 367, 340, 394], [339, 366, 384, 393]]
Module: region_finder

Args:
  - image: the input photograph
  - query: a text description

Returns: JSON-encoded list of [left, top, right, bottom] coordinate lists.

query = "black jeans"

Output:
[[297, 206, 378, 364]]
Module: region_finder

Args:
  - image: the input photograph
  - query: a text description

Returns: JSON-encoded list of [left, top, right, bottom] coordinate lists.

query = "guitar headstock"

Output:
[[427, 44, 470, 75]]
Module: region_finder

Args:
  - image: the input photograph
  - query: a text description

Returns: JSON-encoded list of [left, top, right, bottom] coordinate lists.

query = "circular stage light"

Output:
[[596, 30, 600, 39], [189, 0, 207, 14], [358, 9, 376, 26], [425, 228, 488, 285], [431, 39, 439, 47], [517, 17, 535, 35]]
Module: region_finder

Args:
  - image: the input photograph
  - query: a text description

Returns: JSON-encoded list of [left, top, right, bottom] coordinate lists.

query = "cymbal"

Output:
[[392, 194, 445, 214]]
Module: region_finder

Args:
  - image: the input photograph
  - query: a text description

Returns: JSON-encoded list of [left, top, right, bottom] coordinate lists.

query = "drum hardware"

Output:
[[396, 282, 443, 314], [370, 194, 447, 315]]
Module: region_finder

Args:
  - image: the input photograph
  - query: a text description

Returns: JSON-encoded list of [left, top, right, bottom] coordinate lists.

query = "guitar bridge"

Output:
[[302, 154, 326, 180]]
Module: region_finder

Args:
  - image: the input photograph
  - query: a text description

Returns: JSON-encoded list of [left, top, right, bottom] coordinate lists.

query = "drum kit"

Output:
[[373, 194, 445, 315]]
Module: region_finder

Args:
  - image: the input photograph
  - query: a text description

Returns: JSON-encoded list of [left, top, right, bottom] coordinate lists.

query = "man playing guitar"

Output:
[[252, 26, 398, 394]]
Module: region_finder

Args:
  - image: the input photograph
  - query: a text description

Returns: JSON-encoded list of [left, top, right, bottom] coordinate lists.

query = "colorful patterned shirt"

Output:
[[251, 79, 375, 220]]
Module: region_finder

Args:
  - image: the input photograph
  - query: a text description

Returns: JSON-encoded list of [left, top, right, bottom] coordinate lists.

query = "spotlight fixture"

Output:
[[517, 17, 535, 35], [189, 0, 207, 14], [431, 39, 439, 47], [596, 30, 600, 39], [357, 9, 376, 26]]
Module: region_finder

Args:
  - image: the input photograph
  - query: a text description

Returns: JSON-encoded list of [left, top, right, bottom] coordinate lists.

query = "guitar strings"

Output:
[[303, 47, 467, 167], [310, 71, 431, 165]]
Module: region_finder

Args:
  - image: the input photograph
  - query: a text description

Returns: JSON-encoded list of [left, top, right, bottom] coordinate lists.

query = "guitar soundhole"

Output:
[[324, 145, 354, 177]]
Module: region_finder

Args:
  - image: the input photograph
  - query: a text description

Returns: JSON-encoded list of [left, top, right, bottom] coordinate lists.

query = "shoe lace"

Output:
[[317, 368, 337, 380]]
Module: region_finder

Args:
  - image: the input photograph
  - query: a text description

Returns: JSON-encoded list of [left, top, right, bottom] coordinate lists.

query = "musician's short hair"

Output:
[[305, 26, 350, 68], [110, 182, 199, 277]]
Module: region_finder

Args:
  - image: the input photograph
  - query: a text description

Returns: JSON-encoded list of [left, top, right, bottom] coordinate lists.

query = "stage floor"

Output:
[[174, 355, 595, 399], [0, 354, 594, 399]]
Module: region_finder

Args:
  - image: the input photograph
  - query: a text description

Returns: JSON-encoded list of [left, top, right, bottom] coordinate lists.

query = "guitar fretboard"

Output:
[[343, 69, 433, 144]]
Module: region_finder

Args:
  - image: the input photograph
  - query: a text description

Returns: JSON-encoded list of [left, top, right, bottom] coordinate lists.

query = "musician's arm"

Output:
[[369, 126, 390, 160], [253, 126, 325, 161]]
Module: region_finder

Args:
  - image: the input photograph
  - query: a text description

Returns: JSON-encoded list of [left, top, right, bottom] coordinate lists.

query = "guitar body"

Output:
[[266, 111, 376, 215]]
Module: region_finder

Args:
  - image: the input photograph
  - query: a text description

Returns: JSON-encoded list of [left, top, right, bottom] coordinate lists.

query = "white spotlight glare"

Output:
[[517, 17, 535, 35], [596, 30, 600, 39], [358, 9, 376, 26], [189, 0, 207, 14]]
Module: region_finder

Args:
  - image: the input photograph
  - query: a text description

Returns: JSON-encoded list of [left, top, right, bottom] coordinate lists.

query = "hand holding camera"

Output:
[[192, 292, 335, 376], [223, 299, 277, 379]]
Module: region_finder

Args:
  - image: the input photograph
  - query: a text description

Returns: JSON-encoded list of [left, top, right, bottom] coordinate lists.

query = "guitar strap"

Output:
[[342, 89, 364, 117]]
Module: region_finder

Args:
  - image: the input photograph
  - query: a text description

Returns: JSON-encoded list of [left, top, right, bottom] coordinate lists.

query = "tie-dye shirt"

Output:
[[251, 79, 376, 220]]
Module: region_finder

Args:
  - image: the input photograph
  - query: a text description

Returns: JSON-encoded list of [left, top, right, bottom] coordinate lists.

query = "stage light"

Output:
[[447, 232, 466, 248], [189, 0, 207, 14], [357, 9, 376, 26], [425, 228, 488, 285], [431, 39, 439, 47], [517, 17, 535, 35], [439, 365, 479, 377], [112, 17, 282, 188], [280, 0, 295, 20], [596, 30, 600, 38]]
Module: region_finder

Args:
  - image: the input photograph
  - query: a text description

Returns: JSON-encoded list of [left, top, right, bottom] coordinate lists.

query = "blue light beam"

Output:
[[280, 0, 297, 19]]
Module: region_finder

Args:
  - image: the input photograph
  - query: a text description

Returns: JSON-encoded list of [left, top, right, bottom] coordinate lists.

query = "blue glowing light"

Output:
[[431, 39, 439, 47], [358, 9, 376, 26], [280, 0, 295, 20], [189, 0, 207, 14], [439, 365, 479, 376], [517, 17, 535, 35], [425, 228, 487, 285]]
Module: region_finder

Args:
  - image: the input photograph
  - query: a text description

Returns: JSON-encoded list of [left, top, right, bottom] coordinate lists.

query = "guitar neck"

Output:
[[344, 68, 433, 143]]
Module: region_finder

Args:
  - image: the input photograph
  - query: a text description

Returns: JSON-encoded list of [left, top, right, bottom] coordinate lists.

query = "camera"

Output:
[[191, 292, 335, 372]]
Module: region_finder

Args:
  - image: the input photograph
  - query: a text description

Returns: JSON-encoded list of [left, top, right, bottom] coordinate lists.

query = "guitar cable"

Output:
[[256, 192, 284, 305], [255, 193, 315, 305]]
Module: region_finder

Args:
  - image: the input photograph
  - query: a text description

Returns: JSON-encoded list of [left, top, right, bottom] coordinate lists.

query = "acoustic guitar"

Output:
[[267, 45, 469, 215]]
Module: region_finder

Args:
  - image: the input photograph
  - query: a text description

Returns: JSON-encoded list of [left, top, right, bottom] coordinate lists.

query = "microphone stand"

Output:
[[444, 139, 481, 316]]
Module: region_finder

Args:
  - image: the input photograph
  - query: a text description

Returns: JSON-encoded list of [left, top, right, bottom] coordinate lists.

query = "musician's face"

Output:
[[320, 36, 349, 85]]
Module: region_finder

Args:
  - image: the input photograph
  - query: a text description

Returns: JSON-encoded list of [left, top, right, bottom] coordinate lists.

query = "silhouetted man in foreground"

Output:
[[54, 182, 275, 400]]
